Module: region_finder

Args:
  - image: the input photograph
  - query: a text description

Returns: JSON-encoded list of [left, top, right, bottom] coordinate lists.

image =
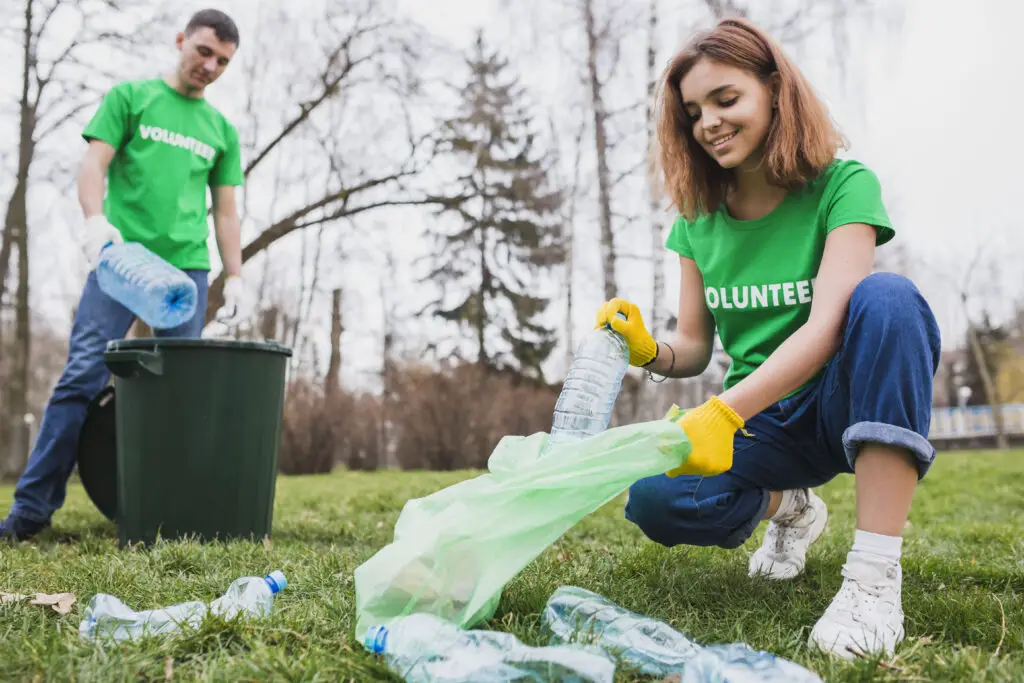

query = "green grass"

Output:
[[1, 451, 1022, 682]]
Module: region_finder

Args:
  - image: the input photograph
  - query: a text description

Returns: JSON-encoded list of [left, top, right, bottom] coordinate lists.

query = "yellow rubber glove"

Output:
[[594, 298, 658, 367], [667, 396, 744, 477]]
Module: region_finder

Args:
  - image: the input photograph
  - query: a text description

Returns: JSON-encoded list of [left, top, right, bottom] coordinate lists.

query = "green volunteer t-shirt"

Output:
[[82, 78, 244, 270], [665, 158, 893, 393]]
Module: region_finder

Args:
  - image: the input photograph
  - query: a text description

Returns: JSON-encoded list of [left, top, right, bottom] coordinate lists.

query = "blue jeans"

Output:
[[624, 273, 941, 549], [7, 269, 209, 524]]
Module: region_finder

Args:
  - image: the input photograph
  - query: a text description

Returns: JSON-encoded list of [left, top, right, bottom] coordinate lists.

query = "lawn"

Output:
[[1, 450, 1022, 682]]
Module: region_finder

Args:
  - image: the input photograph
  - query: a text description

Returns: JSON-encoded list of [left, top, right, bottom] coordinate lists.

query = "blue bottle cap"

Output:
[[364, 625, 389, 654], [602, 311, 628, 330], [265, 570, 287, 593]]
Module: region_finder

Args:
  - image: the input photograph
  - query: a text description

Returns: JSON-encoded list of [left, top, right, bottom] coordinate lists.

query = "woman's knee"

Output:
[[847, 272, 941, 361], [624, 474, 767, 550]]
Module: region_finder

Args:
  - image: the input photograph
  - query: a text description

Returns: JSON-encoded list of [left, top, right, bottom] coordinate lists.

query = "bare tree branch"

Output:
[[34, 93, 101, 140]]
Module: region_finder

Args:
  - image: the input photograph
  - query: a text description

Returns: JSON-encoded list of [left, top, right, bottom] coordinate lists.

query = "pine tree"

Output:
[[423, 32, 563, 381]]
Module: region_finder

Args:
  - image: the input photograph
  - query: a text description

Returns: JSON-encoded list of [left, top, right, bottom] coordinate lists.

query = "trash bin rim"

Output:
[[106, 337, 293, 357]]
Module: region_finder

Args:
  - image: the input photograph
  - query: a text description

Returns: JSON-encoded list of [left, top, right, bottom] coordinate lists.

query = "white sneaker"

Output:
[[809, 552, 906, 659], [748, 488, 828, 580]]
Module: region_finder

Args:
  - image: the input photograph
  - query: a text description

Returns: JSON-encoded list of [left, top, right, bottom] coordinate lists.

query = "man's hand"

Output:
[[82, 215, 123, 271], [667, 396, 744, 477], [214, 275, 248, 326], [595, 297, 658, 367]]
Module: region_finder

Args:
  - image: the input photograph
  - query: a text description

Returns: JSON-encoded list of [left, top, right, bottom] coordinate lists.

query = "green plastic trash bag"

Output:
[[353, 412, 692, 641]]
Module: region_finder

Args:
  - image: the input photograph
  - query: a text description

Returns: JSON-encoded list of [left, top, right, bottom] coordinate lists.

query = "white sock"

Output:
[[770, 489, 807, 522], [851, 529, 903, 564]]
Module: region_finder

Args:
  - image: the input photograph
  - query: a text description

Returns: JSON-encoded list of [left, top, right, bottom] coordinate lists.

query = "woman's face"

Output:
[[680, 57, 776, 171]]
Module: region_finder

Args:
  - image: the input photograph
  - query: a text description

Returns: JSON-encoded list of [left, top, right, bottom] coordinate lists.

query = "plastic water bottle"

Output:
[[79, 571, 287, 642], [543, 318, 629, 454], [78, 594, 208, 643], [95, 242, 198, 330], [681, 643, 824, 683], [210, 570, 288, 620], [364, 612, 616, 683], [542, 587, 824, 682], [542, 586, 702, 676]]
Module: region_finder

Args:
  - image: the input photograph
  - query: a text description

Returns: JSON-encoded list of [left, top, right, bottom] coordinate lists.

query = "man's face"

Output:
[[175, 26, 236, 91]]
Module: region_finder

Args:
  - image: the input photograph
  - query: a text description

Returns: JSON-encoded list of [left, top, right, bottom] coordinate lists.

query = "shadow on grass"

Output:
[[22, 520, 118, 547]]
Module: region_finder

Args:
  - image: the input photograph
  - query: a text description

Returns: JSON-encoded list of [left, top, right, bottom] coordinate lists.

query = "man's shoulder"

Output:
[[106, 78, 164, 98], [197, 99, 240, 139]]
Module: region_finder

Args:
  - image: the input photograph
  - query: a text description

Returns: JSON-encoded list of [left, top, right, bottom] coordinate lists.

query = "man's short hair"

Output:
[[185, 9, 240, 46]]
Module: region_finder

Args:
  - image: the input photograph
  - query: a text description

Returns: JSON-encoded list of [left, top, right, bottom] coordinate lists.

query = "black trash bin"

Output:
[[103, 338, 292, 547]]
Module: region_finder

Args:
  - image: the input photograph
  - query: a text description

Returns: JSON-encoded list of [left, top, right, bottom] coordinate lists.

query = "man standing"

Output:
[[1, 9, 248, 541]]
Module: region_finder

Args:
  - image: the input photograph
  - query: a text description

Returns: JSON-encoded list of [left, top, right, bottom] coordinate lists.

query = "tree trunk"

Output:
[[582, 0, 618, 301], [258, 305, 279, 341], [562, 118, 587, 369], [326, 288, 343, 399], [11, 186, 30, 476], [380, 246, 396, 400], [563, 193, 575, 368], [0, 228, 13, 333], [964, 315, 1008, 449], [2, 0, 37, 475], [646, 0, 664, 337], [477, 228, 488, 367]]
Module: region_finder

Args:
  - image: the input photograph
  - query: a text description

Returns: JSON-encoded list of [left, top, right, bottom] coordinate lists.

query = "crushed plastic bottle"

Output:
[[543, 587, 824, 682], [210, 570, 287, 620], [542, 586, 702, 676], [681, 643, 825, 683], [543, 317, 629, 454], [79, 570, 287, 643], [78, 594, 208, 643], [96, 242, 198, 330], [364, 612, 616, 683]]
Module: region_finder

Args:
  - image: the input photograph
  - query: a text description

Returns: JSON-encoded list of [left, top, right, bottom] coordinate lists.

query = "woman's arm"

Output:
[[647, 255, 717, 378], [718, 223, 878, 420]]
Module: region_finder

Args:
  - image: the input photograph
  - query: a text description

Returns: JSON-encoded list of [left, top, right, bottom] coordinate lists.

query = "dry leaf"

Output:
[[29, 593, 77, 615], [2, 591, 76, 614], [164, 656, 174, 681], [263, 535, 272, 552]]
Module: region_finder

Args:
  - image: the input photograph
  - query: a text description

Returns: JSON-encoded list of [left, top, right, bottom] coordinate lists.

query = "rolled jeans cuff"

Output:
[[842, 421, 936, 479]]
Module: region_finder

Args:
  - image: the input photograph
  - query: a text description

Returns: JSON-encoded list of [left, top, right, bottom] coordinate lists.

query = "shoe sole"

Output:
[[748, 497, 829, 580], [808, 623, 906, 660]]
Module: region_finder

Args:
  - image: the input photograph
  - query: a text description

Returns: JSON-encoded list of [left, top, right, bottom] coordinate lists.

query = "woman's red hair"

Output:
[[652, 17, 846, 220]]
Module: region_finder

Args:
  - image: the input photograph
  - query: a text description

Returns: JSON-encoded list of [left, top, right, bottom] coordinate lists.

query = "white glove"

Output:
[[82, 215, 123, 271], [214, 275, 249, 326]]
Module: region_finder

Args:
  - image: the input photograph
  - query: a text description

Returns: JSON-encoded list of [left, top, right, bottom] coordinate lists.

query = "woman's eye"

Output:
[[720, 97, 738, 107]]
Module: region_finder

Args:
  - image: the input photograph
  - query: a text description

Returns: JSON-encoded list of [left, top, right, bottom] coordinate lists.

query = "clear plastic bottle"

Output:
[[542, 587, 824, 682], [681, 643, 824, 683], [364, 612, 616, 683], [95, 242, 198, 330], [77, 594, 208, 643], [543, 320, 629, 455], [542, 586, 702, 676], [210, 570, 288, 620], [79, 571, 287, 643]]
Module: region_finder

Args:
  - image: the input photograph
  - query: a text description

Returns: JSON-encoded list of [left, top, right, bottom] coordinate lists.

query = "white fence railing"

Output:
[[929, 404, 1024, 440]]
